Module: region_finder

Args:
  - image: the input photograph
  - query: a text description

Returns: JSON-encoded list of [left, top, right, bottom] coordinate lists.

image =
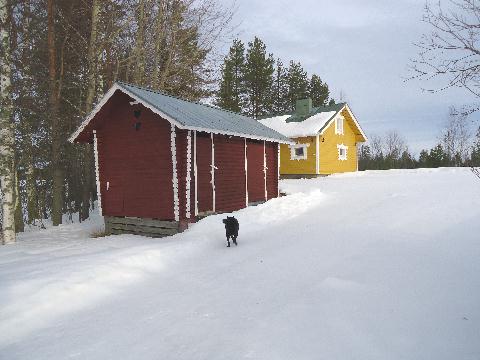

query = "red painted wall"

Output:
[[195, 132, 213, 213], [265, 142, 279, 200], [214, 135, 246, 212], [96, 92, 175, 220], [78, 91, 281, 222], [246, 140, 265, 203], [176, 128, 188, 220]]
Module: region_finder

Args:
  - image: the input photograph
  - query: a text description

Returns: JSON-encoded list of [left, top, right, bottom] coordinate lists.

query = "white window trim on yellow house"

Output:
[[337, 144, 348, 161], [290, 143, 309, 160]]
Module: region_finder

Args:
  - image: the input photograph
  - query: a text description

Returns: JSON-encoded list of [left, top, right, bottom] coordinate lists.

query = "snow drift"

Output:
[[0, 168, 479, 360]]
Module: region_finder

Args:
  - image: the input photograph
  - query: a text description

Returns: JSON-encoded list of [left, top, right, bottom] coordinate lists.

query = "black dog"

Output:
[[222, 216, 239, 247]]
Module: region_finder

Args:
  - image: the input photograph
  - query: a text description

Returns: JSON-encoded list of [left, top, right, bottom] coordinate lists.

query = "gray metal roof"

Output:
[[117, 82, 293, 144]]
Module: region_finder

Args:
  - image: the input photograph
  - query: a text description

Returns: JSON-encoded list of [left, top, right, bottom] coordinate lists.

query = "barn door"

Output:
[[265, 142, 279, 200], [102, 176, 124, 216], [98, 131, 125, 216], [195, 132, 214, 214], [213, 135, 246, 212], [246, 139, 265, 204]]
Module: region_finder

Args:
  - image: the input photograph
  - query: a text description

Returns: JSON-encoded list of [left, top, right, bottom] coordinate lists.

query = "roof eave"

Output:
[[344, 104, 368, 142], [68, 84, 121, 143], [318, 105, 346, 136], [316, 104, 368, 142], [69, 83, 292, 145]]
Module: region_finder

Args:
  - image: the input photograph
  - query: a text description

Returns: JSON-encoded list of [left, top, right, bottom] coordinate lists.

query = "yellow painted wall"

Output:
[[319, 109, 358, 175], [279, 136, 317, 175]]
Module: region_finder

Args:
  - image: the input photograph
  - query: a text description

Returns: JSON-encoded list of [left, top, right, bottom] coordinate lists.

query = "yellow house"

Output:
[[259, 99, 367, 177]]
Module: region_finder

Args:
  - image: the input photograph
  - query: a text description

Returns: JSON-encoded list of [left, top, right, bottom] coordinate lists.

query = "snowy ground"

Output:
[[1, 168, 479, 360]]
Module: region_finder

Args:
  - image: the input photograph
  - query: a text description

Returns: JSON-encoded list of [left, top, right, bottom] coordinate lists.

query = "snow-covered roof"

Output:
[[69, 82, 294, 144], [259, 111, 337, 138], [259, 103, 367, 141]]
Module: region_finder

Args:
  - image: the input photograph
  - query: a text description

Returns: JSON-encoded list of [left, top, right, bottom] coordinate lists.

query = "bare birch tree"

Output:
[[410, 0, 480, 113], [0, 0, 15, 244], [441, 106, 472, 165]]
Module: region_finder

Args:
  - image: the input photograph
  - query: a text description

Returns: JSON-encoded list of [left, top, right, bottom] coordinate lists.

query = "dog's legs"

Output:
[[233, 235, 237, 246], [226, 237, 231, 247]]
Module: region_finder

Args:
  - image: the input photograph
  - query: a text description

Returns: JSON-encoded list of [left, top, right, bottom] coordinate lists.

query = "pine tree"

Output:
[[286, 61, 308, 111], [399, 150, 416, 169], [308, 74, 329, 107], [358, 144, 372, 170], [428, 144, 449, 167], [418, 149, 430, 167], [271, 59, 289, 115], [216, 39, 246, 113], [244, 37, 275, 118], [158, 3, 212, 101]]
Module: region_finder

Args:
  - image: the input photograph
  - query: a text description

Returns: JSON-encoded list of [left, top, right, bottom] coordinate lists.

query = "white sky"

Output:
[[220, 0, 480, 154]]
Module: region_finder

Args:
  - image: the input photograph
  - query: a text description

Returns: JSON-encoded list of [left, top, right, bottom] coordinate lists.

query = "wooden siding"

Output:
[[319, 109, 358, 174], [246, 139, 265, 203], [195, 131, 213, 213], [105, 216, 179, 238], [214, 135, 246, 212], [175, 128, 188, 220], [77, 91, 283, 229], [265, 142, 279, 200], [96, 92, 174, 220], [279, 136, 317, 175]]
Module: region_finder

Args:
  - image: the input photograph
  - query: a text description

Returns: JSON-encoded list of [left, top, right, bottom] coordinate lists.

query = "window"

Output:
[[290, 144, 308, 160], [335, 116, 344, 135], [337, 144, 348, 161], [295, 147, 304, 157]]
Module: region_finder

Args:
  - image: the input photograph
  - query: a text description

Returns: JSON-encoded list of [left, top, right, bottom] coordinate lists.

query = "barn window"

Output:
[[337, 144, 348, 161], [290, 144, 308, 160], [335, 116, 344, 135]]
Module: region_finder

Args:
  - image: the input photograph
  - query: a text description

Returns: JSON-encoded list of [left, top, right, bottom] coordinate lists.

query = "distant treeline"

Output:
[[359, 113, 480, 171]]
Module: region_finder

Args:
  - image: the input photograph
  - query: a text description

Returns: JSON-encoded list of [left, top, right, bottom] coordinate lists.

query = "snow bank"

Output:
[[259, 111, 336, 137], [0, 168, 479, 360]]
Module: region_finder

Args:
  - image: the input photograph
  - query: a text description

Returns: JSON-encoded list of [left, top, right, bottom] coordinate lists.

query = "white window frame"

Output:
[[337, 144, 348, 161], [335, 116, 344, 135], [290, 143, 309, 160]]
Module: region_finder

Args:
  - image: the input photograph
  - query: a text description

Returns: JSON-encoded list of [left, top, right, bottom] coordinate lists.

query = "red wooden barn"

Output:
[[70, 82, 293, 237]]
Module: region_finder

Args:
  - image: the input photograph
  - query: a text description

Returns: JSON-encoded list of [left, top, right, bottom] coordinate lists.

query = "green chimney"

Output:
[[295, 98, 312, 117]]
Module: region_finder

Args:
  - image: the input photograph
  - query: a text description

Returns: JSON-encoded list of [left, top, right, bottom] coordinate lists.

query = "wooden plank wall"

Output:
[[214, 134, 246, 212], [105, 216, 179, 238], [97, 92, 174, 220], [265, 142, 279, 200], [195, 132, 213, 213], [246, 139, 265, 203]]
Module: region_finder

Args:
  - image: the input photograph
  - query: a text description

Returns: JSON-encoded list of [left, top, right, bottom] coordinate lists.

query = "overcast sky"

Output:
[[220, 0, 479, 153]]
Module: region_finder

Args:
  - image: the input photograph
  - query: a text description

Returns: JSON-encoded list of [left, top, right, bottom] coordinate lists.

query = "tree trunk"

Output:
[[133, 0, 146, 85], [80, 147, 93, 220], [14, 169, 24, 233], [0, 0, 16, 244], [48, 0, 63, 226], [152, 0, 165, 88], [81, 0, 101, 221], [25, 161, 38, 224]]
